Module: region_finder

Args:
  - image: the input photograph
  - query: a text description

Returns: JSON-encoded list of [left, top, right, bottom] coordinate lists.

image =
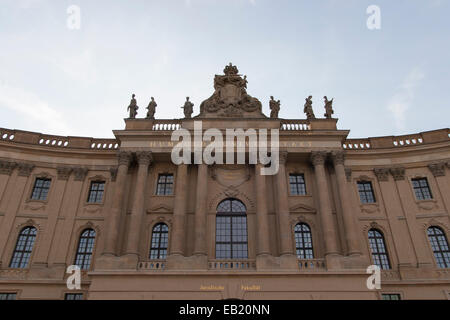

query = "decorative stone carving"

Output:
[[390, 166, 405, 181], [109, 167, 118, 182], [182, 97, 194, 119], [345, 168, 352, 182], [374, 168, 390, 181], [428, 162, 446, 177], [269, 96, 280, 119], [330, 151, 345, 165], [310, 151, 327, 166], [323, 96, 334, 119], [197, 63, 265, 118], [73, 167, 88, 181], [146, 97, 157, 119], [127, 94, 138, 119], [303, 96, 315, 120], [17, 163, 35, 177], [0, 160, 16, 175], [135, 151, 153, 165], [56, 166, 72, 180], [117, 151, 132, 166]]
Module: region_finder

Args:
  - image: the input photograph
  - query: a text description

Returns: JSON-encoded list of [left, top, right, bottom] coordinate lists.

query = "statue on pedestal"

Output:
[[323, 96, 334, 119], [303, 95, 315, 120], [269, 96, 280, 118], [181, 97, 194, 118], [146, 97, 157, 119], [127, 94, 138, 119]]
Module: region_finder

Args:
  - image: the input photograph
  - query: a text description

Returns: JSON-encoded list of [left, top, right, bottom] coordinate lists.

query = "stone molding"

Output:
[[428, 162, 446, 177], [279, 151, 288, 165], [344, 168, 352, 182], [109, 167, 118, 182], [374, 168, 390, 182]]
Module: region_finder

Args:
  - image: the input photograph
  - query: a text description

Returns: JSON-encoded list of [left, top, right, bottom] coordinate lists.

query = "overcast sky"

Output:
[[0, 0, 449, 139]]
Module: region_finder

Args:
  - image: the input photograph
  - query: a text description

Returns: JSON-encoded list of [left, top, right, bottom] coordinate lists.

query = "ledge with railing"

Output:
[[137, 260, 166, 270], [297, 259, 326, 271], [208, 259, 256, 270], [343, 128, 449, 150]]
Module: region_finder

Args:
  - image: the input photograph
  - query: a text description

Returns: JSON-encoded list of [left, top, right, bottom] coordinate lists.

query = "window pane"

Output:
[[427, 226, 450, 268], [74, 229, 96, 270], [368, 229, 391, 269], [9, 227, 37, 268], [31, 178, 51, 201], [289, 174, 306, 195], [156, 174, 174, 195], [149, 223, 169, 259], [294, 223, 314, 259]]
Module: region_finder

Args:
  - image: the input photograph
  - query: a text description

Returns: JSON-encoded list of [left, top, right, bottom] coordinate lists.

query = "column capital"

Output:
[[279, 151, 288, 165], [374, 168, 390, 181], [117, 151, 132, 166], [0, 160, 17, 176], [109, 167, 118, 182], [135, 151, 153, 166], [390, 166, 405, 181], [17, 163, 35, 177], [56, 166, 72, 181], [73, 167, 88, 181], [330, 151, 345, 165], [428, 162, 446, 177], [310, 151, 327, 166]]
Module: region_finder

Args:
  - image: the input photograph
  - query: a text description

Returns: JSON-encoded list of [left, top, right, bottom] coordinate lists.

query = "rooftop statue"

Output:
[[197, 63, 266, 118], [127, 94, 138, 119], [303, 95, 315, 120], [146, 97, 157, 119], [324, 96, 334, 119], [269, 96, 280, 119], [182, 97, 194, 119]]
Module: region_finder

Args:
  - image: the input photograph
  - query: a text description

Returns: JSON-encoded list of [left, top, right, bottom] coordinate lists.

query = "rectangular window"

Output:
[[156, 174, 174, 196], [381, 293, 401, 300], [357, 181, 376, 203], [0, 293, 17, 300], [31, 178, 51, 201], [87, 181, 105, 203], [289, 174, 306, 195], [412, 178, 432, 200], [65, 293, 83, 300]]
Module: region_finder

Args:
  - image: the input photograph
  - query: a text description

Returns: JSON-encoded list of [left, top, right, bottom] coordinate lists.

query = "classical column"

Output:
[[274, 152, 294, 255], [311, 151, 339, 256], [170, 164, 189, 255], [254, 163, 270, 255], [193, 164, 208, 255], [103, 151, 131, 255], [331, 151, 360, 255], [125, 151, 152, 256]]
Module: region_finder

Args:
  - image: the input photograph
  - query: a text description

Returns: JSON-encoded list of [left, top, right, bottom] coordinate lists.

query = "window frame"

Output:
[[9, 226, 38, 269], [64, 293, 84, 300], [155, 173, 174, 196], [289, 173, 307, 196], [426, 226, 450, 269], [0, 292, 18, 300], [357, 180, 376, 204], [367, 228, 391, 270], [74, 228, 96, 270], [30, 177, 52, 202], [411, 177, 433, 201], [149, 223, 169, 260], [294, 223, 314, 259], [381, 293, 402, 300], [215, 198, 248, 260], [86, 180, 106, 204]]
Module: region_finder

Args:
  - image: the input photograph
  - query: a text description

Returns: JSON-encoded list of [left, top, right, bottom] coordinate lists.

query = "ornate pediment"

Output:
[[289, 203, 316, 214], [196, 63, 266, 118]]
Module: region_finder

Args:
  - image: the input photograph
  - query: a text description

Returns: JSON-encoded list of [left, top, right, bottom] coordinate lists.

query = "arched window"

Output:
[[74, 229, 96, 270], [9, 227, 37, 268], [427, 226, 450, 268], [215, 199, 248, 259], [368, 229, 391, 270], [149, 223, 168, 259], [294, 223, 314, 259]]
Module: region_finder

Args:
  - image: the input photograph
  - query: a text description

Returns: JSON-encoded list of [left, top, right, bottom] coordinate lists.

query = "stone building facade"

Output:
[[0, 65, 449, 300]]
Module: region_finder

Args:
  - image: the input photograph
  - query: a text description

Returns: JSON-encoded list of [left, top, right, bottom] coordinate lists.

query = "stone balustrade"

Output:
[[343, 128, 449, 150], [297, 259, 326, 271], [137, 260, 166, 270], [208, 259, 256, 270], [280, 120, 310, 131]]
